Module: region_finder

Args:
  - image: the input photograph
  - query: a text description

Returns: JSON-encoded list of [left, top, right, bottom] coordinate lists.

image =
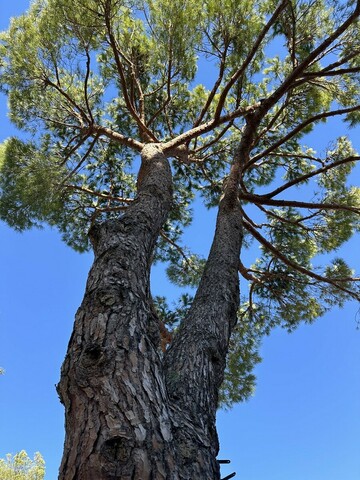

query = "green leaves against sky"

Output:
[[1, 0, 360, 404]]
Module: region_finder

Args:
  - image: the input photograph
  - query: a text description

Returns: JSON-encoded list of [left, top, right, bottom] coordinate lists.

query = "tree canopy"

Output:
[[1, 0, 360, 406], [0, 451, 45, 480]]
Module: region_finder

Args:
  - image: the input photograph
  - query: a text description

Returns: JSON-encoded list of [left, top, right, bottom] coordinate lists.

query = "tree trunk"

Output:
[[57, 144, 243, 479], [164, 186, 243, 479]]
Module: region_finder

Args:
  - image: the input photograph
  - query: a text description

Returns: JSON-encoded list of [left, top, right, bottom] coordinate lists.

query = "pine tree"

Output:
[[1, 1, 359, 478]]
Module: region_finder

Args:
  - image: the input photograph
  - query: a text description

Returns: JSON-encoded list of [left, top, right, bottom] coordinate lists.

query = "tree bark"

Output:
[[57, 143, 243, 479], [164, 186, 243, 479]]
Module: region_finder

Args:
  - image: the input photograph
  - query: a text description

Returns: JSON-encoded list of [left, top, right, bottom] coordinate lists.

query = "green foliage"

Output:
[[153, 293, 193, 328], [0, 137, 65, 230], [0, 451, 45, 480], [166, 255, 206, 288], [219, 311, 263, 408]]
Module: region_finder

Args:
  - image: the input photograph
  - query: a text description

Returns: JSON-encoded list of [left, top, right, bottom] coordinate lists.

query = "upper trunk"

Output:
[[57, 144, 243, 479], [164, 189, 243, 471]]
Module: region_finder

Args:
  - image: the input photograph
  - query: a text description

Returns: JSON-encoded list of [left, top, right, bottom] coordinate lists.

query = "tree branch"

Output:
[[84, 47, 94, 124], [103, 6, 157, 141], [193, 43, 229, 128], [92, 124, 144, 151], [159, 230, 192, 267], [213, 0, 288, 121], [64, 184, 134, 204], [193, 122, 234, 154], [146, 60, 175, 128], [240, 192, 360, 214], [243, 220, 359, 299], [262, 155, 360, 199], [43, 77, 90, 125], [297, 48, 360, 81], [239, 259, 259, 282], [260, 2, 360, 111], [248, 105, 360, 166], [61, 133, 100, 184], [254, 203, 312, 232], [300, 65, 360, 79], [163, 102, 259, 151]]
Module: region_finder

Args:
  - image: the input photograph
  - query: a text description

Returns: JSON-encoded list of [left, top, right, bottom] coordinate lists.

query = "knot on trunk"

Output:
[[75, 343, 114, 386], [82, 343, 103, 363], [101, 436, 135, 464]]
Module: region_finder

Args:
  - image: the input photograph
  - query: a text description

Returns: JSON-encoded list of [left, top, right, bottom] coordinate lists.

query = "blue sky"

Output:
[[0, 2, 359, 480]]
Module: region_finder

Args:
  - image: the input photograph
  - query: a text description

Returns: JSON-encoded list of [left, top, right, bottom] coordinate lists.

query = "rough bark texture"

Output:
[[164, 192, 242, 477], [57, 143, 243, 479]]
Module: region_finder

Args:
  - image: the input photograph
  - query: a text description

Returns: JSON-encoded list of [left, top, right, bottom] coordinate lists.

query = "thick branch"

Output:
[[163, 102, 259, 151], [92, 124, 144, 151]]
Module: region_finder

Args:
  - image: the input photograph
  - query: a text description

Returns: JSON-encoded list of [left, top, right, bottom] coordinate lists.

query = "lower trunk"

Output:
[[57, 145, 243, 479]]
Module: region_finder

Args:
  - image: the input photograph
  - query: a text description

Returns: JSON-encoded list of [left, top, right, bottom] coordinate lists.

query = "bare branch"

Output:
[[92, 124, 144, 151], [61, 133, 100, 184], [36, 115, 80, 131], [43, 77, 90, 125], [193, 122, 234, 154], [254, 95, 290, 145], [254, 203, 312, 232], [60, 131, 93, 166]]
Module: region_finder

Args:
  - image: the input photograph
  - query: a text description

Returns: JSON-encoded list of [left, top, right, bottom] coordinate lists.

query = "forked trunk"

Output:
[[57, 144, 243, 479]]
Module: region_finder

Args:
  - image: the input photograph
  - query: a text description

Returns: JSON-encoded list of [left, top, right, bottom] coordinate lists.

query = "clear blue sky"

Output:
[[0, 2, 359, 480]]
